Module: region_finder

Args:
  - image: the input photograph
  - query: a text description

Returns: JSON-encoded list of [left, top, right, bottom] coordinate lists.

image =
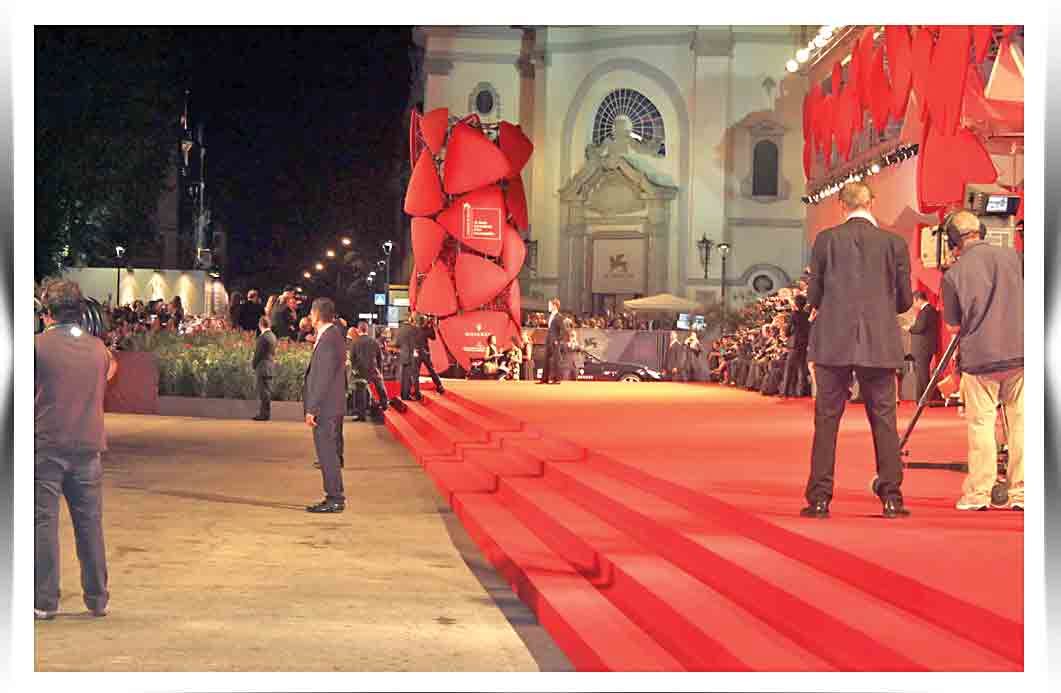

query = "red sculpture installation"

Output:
[[404, 109, 533, 372], [803, 25, 1022, 217]]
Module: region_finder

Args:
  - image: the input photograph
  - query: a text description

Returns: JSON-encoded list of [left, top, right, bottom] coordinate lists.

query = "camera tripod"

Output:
[[871, 333, 1011, 505]]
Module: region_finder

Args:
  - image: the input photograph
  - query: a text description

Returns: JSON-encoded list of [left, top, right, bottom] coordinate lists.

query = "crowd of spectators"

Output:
[[523, 310, 657, 331]]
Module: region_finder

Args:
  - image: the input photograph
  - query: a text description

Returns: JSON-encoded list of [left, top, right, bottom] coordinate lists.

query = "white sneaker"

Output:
[[955, 497, 989, 511], [34, 608, 56, 621]]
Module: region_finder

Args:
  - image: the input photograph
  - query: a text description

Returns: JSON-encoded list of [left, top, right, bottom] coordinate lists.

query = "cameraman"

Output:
[[941, 210, 1024, 511], [35, 279, 118, 620]]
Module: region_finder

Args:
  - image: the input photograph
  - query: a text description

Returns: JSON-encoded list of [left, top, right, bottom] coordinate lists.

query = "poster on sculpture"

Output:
[[591, 237, 646, 294]]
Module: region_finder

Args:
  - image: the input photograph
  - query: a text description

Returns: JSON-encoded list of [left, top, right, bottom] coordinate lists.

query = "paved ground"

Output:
[[35, 414, 571, 672]]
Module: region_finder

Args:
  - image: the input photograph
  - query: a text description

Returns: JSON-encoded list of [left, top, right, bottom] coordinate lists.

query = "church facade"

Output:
[[414, 26, 812, 315]]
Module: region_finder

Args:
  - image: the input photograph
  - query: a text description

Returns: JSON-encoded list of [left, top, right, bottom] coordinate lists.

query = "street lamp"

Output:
[[326, 249, 336, 258], [114, 246, 125, 306], [315, 262, 324, 271], [696, 234, 714, 280], [717, 242, 732, 325], [380, 240, 394, 325], [303, 271, 312, 279], [341, 237, 352, 247]]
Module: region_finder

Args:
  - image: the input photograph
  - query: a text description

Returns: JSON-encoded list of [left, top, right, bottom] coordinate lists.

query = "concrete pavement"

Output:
[[34, 413, 571, 672]]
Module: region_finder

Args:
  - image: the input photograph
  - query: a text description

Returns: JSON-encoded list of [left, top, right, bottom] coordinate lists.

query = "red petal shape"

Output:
[[436, 185, 506, 257], [857, 27, 876, 109], [437, 310, 518, 370], [421, 107, 449, 155], [931, 26, 971, 137], [886, 26, 913, 121], [455, 253, 510, 311], [507, 279, 521, 327], [834, 87, 857, 161], [442, 122, 512, 195], [504, 175, 529, 231], [869, 46, 892, 134], [817, 93, 835, 160], [411, 217, 447, 273], [403, 149, 445, 217], [802, 138, 813, 180], [416, 261, 459, 317], [918, 126, 998, 212], [972, 26, 993, 64], [498, 121, 533, 177], [501, 224, 526, 281], [1002, 26, 1019, 39], [831, 61, 843, 96], [409, 109, 423, 165], [911, 28, 936, 123], [408, 268, 419, 311], [986, 37, 1024, 103], [962, 64, 1023, 133]]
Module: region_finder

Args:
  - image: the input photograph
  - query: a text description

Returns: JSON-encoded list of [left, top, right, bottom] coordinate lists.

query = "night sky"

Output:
[[178, 28, 415, 292]]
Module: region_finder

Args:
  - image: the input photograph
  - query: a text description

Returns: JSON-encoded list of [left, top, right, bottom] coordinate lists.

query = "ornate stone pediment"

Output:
[[559, 134, 678, 215]]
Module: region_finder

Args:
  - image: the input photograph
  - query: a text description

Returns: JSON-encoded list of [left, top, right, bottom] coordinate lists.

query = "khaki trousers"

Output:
[[959, 368, 1024, 503]]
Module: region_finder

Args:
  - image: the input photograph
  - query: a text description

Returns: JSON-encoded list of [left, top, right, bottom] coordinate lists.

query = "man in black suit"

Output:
[[303, 297, 348, 513], [349, 320, 389, 420], [664, 331, 687, 381], [802, 182, 913, 519], [239, 290, 265, 333], [416, 314, 445, 395], [538, 299, 563, 384], [781, 294, 811, 397], [395, 313, 421, 401], [251, 316, 277, 421], [907, 291, 940, 402]]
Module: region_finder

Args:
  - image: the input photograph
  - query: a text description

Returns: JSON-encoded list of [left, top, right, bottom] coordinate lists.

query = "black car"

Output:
[[535, 353, 664, 382]]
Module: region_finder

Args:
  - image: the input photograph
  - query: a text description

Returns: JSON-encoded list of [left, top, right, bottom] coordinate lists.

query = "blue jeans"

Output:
[[35, 449, 109, 613]]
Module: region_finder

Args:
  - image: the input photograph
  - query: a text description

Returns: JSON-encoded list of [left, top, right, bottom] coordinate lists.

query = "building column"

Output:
[[688, 27, 734, 291]]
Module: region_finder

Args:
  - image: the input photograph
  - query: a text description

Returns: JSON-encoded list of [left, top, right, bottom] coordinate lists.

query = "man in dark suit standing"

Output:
[[349, 320, 389, 420], [416, 314, 445, 395], [538, 298, 563, 384], [303, 297, 347, 513], [664, 331, 687, 381], [395, 313, 421, 401], [781, 294, 811, 397], [802, 182, 913, 519], [251, 315, 277, 421], [907, 291, 940, 402]]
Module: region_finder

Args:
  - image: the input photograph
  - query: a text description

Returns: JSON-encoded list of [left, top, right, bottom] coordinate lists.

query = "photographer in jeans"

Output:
[[35, 279, 118, 620], [941, 210, 1024, 511]]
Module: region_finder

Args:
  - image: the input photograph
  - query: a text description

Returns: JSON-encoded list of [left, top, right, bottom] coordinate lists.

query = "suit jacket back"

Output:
[[395, 323, 419, 365], [252, 330, 277, 376], [806, 217, 913, 369], [303, 325, 347, 418], [350, 334, 382, 374], [909, 304, 939, 360]]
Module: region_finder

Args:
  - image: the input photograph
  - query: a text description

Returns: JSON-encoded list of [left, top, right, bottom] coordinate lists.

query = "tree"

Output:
[[35, 29, 183, 280]]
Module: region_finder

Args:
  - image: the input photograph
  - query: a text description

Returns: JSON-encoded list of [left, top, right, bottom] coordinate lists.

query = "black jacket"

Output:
[[350, 334, 383, 374], [546, 312, 563, 348], [788, 309, 811, 350], [395, 323, 420, 365], [806, 217, 913, 369], [908, 304, 939, 361], [252, 329, 277, 377], [270, 305, 292, 340], [239, 301, 265, 332]]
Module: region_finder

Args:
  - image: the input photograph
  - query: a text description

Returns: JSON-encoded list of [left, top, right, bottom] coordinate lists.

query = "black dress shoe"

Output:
[[253, 415, 269, 421], [800, 500, 830, 518], [306, 500, 345, 513], [436, 387, 445, 395], [882, 498, 910, 519]]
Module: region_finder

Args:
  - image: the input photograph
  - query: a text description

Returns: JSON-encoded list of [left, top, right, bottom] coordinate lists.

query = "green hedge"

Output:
[[125, 331, 318, 401]]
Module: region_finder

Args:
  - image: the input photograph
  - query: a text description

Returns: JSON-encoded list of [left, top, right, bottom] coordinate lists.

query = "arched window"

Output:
[[752, 140, 779, 197], [592, 89, 666, 156]]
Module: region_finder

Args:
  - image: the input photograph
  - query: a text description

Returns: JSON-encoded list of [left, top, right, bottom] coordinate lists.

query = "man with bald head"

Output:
[[802, 182, 913, 519], [941, 209, 1023, 511]]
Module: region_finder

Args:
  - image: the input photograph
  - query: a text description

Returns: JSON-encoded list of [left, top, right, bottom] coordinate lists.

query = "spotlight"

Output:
[[870, 163, 881, 174], [382, 240, 394, 255], [801, 195, 810, 204], [796, 48, 810, 63], [786, 59, 799, 73], [819, 25, 834, 38], [814, 35, 828, 49], [378, 260, 387, 270]]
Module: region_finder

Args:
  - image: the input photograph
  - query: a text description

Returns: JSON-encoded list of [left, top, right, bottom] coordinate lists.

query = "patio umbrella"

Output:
[[622, 293, 703, 314]]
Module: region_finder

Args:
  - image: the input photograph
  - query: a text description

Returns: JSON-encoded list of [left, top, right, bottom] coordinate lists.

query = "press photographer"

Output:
[[941, 210, 1024, 511]]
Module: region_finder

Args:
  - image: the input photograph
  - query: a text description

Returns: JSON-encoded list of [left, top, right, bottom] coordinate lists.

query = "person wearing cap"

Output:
[[942, 210, 1024, 511], [35, 279, 118, 620]]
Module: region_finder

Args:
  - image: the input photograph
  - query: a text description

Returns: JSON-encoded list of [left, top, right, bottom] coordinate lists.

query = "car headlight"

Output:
[[643, 369, 662, 379]]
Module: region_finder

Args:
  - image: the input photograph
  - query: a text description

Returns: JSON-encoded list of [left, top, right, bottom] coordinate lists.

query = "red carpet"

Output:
[[384, 380, 1023, 671]]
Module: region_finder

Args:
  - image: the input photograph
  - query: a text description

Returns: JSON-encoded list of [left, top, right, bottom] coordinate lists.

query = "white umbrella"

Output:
[[623, 293, 703, 314]]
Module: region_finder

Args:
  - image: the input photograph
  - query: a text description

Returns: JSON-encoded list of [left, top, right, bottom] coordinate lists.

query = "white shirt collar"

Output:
[[846, 209, 879, 226]]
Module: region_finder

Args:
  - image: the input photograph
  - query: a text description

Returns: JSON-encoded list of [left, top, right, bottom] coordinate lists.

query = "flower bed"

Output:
[[124, 330, 314, 401]]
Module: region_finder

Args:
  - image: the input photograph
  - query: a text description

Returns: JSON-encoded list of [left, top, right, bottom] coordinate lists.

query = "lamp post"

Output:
[[114, 246, 125, 307], [717, 242, 731, 326], [696, 234, 714, 280], [381, 240, 393, 325]]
